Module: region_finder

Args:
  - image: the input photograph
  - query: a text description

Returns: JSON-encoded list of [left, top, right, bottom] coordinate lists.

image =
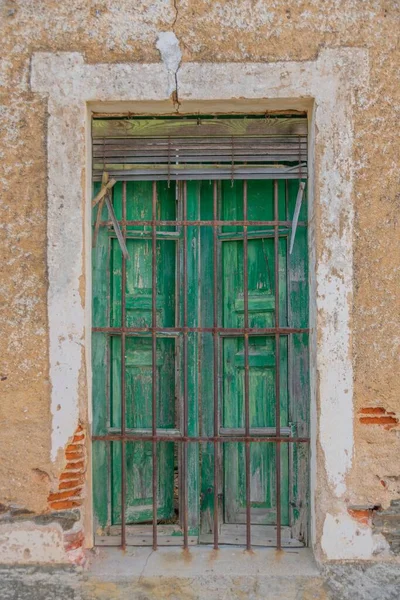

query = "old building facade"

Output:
[[0, 1, 399, 598]]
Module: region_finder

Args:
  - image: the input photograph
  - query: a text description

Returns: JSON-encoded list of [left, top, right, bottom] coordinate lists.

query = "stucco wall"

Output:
[[0, 0, 399, 563]]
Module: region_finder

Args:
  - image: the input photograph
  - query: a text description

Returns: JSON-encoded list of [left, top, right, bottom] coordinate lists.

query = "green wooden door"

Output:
[[93, 178, 309, 544], [220, 181, 289, 526]]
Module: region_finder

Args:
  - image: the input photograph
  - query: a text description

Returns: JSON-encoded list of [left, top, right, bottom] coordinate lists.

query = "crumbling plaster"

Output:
[[0, 0, 399, 565]]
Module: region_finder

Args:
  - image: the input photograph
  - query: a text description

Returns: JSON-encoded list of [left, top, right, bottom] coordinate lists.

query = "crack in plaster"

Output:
[[171, 0, 179, 30], [156, 31, 181, 109]]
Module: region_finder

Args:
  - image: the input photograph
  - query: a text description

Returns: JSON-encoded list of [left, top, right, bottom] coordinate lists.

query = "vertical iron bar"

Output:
[[121, 182, 127, 550], [274, 179, 282, 550], [152, 181, 158, 550], [213, 180, 219, 550], [182, 181, 189, 548], [243, 180, 251, 551]]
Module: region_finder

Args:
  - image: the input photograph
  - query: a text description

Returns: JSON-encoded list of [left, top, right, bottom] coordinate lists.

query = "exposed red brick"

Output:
[[359, 416, 398, 426], [48, 423, 86, 511], [45, 424, 86, 559], [48, 488, 83, 502], [65, 461, 85, 471], [59, 477, 84, 490], [64, 530, 84, 552], [49, 499, 82, 511], [66, 451, 84, 461], [66, 444, 84, 453], [59, 471, 80, 481], [348, 508, 371, 525], [359, 407, 398, 429]]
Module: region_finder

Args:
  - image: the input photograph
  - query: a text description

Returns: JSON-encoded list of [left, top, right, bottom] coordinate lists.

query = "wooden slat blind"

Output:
[[92, 117, 308, 181]]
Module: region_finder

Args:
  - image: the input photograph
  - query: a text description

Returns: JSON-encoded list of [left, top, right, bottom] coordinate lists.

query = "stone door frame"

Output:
[[30, 47, 371, 559]]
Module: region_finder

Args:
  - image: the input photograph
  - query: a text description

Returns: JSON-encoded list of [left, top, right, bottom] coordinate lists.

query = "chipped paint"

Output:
[[322, 512, 389, 560]]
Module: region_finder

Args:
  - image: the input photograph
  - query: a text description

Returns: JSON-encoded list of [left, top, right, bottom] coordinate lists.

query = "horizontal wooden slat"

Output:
[[200, 524, 304, 547], [93, 138, 307, 149], [220, 427, 292, 436], [96, 524, 198, 546], [95, 155, 306, 164], [92, 117, 307, 139], [92, 118, 308, 181], [93, 164, 308, 181]]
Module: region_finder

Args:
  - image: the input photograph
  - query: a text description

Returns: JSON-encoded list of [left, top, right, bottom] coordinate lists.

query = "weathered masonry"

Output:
[[91, 116, 309, 549], [1, 9, 400, 592], [13, 47, 380, 564]]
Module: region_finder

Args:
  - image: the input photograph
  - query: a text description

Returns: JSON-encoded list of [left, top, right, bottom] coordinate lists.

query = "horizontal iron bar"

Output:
[[92, 435, 310, 443], [92, 326, 309, 335], [99, 220, 307, 227], [108, 229, 296, 241], [106, 427, 292, 437]]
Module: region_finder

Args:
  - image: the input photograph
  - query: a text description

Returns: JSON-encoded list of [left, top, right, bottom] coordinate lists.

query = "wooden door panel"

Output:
[[93, 176, 308, 544], [108, 182, 177, 526], [221, 180, 290, 527]]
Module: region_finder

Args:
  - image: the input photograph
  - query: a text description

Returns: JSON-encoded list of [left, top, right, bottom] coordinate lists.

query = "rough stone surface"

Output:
[[324, 562, 400, 600], [373, 500, 400, 555], [1, 553, 400, 599], [0, 548, 328, 600]]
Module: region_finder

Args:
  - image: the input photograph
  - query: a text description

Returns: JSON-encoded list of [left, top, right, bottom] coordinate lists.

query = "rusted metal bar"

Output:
[[93, 434, 310, 443], [99, 219, 306, 228], [93, 326, 309, 335], [213, 180, 219, 550], [151, 181, 158, 551], [121, 181, 127, 550], [182, 181, 189, 549], [274, 179, 282, 551]]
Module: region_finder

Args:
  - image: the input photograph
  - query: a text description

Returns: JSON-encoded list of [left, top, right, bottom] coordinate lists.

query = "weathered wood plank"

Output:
[[92, 118, 307, 139], [96, 525, 198, 546], [91, 177, 116, 207], [199, 524, 304, 547]]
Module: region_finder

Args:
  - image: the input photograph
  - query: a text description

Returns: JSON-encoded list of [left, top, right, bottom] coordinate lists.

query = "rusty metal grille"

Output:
[[92, 171, 310, 550]]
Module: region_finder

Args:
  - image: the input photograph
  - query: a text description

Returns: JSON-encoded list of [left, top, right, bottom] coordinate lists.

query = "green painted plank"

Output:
[[92, 181, 111, 530], [287, 178, 309, 543]]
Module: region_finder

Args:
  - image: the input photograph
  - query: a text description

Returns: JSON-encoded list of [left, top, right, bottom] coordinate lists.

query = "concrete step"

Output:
[[1, 549, 399, 599]]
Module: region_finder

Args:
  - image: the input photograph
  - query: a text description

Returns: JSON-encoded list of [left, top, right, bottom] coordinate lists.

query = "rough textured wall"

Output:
[[0, 0, 399, 556]]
